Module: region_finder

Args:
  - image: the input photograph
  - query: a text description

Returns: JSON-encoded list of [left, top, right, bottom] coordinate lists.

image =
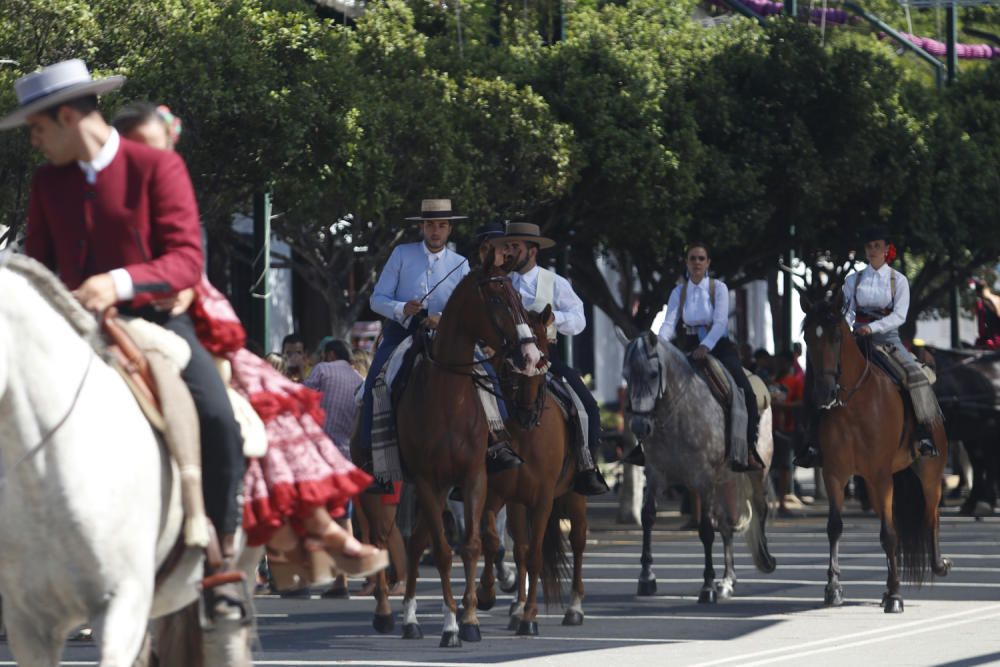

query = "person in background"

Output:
[[791, 342, 805, 380], [973, 278, 1000, 350], [281, 333, 310, 382], [753, 348, 773, 384], [770, 351, 804, 517]]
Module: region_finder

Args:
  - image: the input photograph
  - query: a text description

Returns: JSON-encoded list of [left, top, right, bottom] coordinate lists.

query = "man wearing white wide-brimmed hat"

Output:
[[360, 199, 524, 485], [2, 59, 246, 608], [499, 222, 610, 495]]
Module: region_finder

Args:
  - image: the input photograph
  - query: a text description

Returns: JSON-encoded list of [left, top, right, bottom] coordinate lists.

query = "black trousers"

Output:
[[162, 313, 246, 536], [679, 335, 759, 464], [548, 349, 601, 465]]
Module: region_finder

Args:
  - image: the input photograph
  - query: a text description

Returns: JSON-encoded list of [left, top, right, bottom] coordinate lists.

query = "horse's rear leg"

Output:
[[697, 500, 717, 604], [637, 478, 657, 596], [4, 606, 63, 667], [920, 429, 952, 577], [360, 493, 397, 634], [716, 522, 736, 601], [562, 493, 587, 626], [823, 470, 846, 606]]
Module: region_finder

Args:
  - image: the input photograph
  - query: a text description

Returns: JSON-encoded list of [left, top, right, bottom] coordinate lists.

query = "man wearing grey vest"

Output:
[[501, 223, 610, 496]]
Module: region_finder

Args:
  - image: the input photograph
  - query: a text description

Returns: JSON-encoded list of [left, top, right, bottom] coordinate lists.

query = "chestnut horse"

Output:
[[354, 251, 542, 647], [475, 307, 589, 637], [802, 291, 952, 613]]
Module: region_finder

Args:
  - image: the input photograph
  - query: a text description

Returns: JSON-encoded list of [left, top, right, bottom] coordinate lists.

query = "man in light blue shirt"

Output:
[[360, 200, 522, 483]]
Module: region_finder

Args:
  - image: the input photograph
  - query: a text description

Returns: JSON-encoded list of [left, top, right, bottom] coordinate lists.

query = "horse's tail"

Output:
[[893, 466, 933, 585], [739, 473, 777, 574], [540, 506, 569, 608]]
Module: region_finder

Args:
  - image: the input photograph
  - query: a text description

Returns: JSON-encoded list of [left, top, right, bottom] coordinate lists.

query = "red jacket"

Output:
[[25, 137, 203, 307]]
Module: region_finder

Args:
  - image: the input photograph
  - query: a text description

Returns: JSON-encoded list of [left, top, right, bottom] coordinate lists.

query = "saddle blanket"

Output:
[[546, 376, 595, 471], [694, 355, 771, 462]]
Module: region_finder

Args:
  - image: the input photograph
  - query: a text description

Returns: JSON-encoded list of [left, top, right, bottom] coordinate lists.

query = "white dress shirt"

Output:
[[842, 263, 909, 334], [370, 241, 469, 324], [657, 277, 730, 351], [76, 128, 133, 301], [511, 265, 586, 336]]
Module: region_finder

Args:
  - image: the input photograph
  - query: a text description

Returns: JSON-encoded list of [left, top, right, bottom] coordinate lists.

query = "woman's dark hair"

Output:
[[111, 101, 158, 135], [43, 95, 98, 120], [686, 241, 711, 259]]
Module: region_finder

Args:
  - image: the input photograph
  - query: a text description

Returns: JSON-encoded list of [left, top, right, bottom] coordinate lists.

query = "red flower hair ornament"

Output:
[[885, 243, 897, 263]]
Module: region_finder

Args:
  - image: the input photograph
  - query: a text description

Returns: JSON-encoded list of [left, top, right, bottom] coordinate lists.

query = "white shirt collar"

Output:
[[688, 276, 711, 292], [77, 128, 120, 185], [423, 242, 446, 262], [868, 263, 892, 278], [518, 265, 540, 283]]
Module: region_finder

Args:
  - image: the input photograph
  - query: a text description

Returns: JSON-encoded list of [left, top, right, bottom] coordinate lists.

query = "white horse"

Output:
[[0, 253, 259, 666]]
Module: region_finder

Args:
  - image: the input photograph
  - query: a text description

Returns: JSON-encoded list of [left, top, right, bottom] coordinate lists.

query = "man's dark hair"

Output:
[[111, 101, 158, 135], [792, 342, 802, 355], [282, 333, 304, 351], [324, 339, 353, 363], [43, 95, 98, 121], [753, 348, 771, 360]]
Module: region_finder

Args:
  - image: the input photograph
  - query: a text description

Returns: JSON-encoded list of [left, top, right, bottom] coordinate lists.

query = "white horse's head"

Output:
[[622, 331, 665, 437]]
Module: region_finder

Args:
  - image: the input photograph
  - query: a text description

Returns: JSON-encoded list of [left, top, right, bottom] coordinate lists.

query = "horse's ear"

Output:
[[799, 291, 813, 313], [540, 304, 554, 327], [614, 325, 630, 346], [832, 287, 845, 312], [645, 330, 658, 349]]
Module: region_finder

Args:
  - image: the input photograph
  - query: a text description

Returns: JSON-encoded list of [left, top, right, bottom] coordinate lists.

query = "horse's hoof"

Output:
[[476, 588, 496, 611], [562, 610, 584, 626], [698, 588, 717, 604], [715, 581, 734, 600], [934, 558, 953, 577], [401, 623, 423, 640], [880, 592, 888, 607], [825, 586, 845, 607], [884, 596, 904, 614], [459, 623, 482, 642], [508, 601, 522, 616], [507, 615, 522, 631], [373, 613, 395, 634], [439, 630, 462, 648], [516, 620, 539, 636], [636, 578, 657, 597]]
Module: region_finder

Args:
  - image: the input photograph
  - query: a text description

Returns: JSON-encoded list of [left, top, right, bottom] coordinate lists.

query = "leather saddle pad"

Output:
[[872, 345, 937, 389], [697, 356, 770, 413]]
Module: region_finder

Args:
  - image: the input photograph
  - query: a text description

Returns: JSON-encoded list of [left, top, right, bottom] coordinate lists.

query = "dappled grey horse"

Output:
[[622, 332, 776, 602]]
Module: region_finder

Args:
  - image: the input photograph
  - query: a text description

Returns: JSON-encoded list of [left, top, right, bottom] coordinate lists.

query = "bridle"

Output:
[[0, 350, 94, 489], [814, 319, 872, 409], [426, 273, 543, 377]]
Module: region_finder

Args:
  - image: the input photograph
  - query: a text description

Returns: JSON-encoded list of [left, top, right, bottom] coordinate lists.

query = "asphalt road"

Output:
[[3, 491, 999, 666]]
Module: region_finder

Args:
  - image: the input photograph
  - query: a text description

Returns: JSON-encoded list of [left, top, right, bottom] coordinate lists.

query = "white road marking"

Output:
[[685, 602, 1000, 667]]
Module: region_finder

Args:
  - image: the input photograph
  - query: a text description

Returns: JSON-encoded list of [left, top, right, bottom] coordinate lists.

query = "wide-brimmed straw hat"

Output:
[[0, 59, 125, 131], [500, 222, 556, 250], [404, 198, 468, 221]]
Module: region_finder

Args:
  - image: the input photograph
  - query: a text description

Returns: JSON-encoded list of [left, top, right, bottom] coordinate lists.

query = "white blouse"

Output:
[[842, 264, 910, 334]]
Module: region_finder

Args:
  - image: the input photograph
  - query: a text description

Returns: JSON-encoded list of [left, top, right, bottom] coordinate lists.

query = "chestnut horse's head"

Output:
[[801, 289, 848, 409], [507, 305, 553, 428], [451, 246, 543, 374]]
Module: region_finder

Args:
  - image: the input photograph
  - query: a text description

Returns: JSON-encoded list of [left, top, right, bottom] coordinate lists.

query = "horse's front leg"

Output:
[[871, 475, 904, 613], [823, 470, 846, 606], [920, 428, 953, 577], [697, 492, 717, 604], [506, 502, 529, 631], [359, 494, 396, 634], [637, 477, 658, 596], [476, 495, 504, 612], [458, 469, 487, 642], [517, 495, 554, 636], [401, 509, 431, 640], [414, 480, 461, 647], [562, 493, 588, 626]]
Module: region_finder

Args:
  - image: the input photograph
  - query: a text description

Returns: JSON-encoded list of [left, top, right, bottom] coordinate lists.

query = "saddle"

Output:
[[100, 311, 211, 553], [871, 345, 937, 389], [546, 375, 588, 452], [695, 355, 770, 414]]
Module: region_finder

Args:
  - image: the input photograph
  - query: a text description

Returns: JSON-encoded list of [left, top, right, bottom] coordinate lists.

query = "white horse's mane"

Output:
[[0, 252, 102, 348]]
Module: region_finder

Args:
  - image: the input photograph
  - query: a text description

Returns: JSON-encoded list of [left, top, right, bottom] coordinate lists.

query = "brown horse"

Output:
[[474, 308, 589, 636], [356, 250, 542, 646], [802, 291, 952, 613]]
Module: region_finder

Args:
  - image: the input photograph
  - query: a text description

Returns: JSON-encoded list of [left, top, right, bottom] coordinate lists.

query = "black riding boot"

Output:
[[794, 415, 822, 469], [622, 442, 646, 466], [915, 424, 940, 458], [573, 468, 610, 496]]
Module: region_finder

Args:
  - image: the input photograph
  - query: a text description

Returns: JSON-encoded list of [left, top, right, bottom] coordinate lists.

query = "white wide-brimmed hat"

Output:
[[404, 198, 468, 221], [0, 59, 125, 131]]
